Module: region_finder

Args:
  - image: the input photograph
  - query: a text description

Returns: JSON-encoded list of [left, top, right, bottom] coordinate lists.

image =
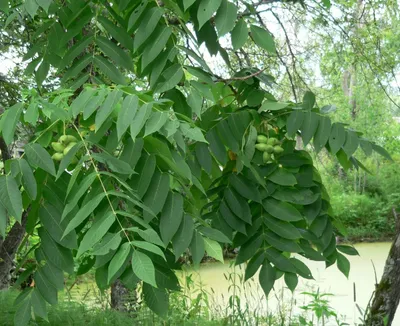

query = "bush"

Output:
[[319, 155, 400, 240]]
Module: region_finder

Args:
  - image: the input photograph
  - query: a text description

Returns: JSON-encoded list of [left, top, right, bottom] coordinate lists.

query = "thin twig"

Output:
[[216, 68, 266, 82]]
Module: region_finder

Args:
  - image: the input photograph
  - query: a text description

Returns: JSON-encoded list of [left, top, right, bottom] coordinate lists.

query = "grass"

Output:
[[0, 290, 135, 326]]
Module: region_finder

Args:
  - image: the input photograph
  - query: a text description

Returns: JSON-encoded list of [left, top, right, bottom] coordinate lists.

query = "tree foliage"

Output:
[[0, 0, 391, 324]]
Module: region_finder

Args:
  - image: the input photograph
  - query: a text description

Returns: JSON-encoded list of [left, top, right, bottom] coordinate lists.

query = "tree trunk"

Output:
[[366, 221, 400, 325], [0, 134, 27, 290], [0, 212, 27, 290], [111, 279, 137, 313]]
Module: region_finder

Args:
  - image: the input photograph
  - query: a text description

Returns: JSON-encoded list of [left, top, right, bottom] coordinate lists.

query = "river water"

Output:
[[182, 242, 397, 325]]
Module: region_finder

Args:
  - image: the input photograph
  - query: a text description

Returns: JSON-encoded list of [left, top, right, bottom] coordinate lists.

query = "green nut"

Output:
[[63, 142, 77, 155], [263, 152, 271, 163], [273, 146, 284, 154], [256, 135, 268, 144], [267, 138, 276, 145], [59, 134, 78, 145], [52, 153, 64, 161], [51, 142, 65, 153], [255, 143, 269, 152], [264, 144, 275, 153]]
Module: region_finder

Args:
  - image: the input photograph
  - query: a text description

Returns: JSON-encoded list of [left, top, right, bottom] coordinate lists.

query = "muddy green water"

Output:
[[69, 242, 395, 325]]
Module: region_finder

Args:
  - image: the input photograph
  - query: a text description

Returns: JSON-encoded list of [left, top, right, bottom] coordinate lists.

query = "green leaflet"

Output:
[[183, 0, 196, 11], [130, 153, 156, 198], [59, 36, 94, 70], [329, 123, 346, 155], [38, 228, 74, 273], [25, 102, 39, 125], [62, 172, 97, 220], [268, 168, 297, 186], [284, 272, 298, 292], [259, 101, 289, 112], [92, 152, 133, 175], [1, 102, 23, 145], [155, 64, 184, 94], [128, 0, 148, 31], [77, 211, 115, 258], [18, 159, 37, 200], [62, 193, 106, 238], [265, 248, 295, 272], [130, 103, 153, 140], [190, 231, 205, 267], [39, 204, 78, 249], [93, 56, 127, 85], [244, 251, 265, 281], [287, 110, 304, 138], [204, 238, 224, 263], [172, 214, 194, 260], [14, 292, 32, 326], [92, 232, 122, 255], [143, 283, 169, 317], [250, 25, 276, 54], [372, 143, 392, 160], [229, 173, 261, 203], [142, 169, 170, 222], [180, 122, 208, 143], [97, 16, 132, 51], [224, 187, 252, 224], [264, 230, 302, 253], [117, 95, 139, 140], [198, 226, 231, 243], [142, 26, 172, 70], [313, 115, 331, 153], [96, 36, 133, 71], [134, 7, 163, 51], [231, 19, 248, 50], [342, 130, 359, 158], [195, 142, 212, 174], [236, 233, 263, 264], [259, 260, 275, 297], [272, 188, 319, 205], [0, 175, 22, 222], [132, 241, 165, 260], [25, 143, 56, 176], [83, 89, 107, 120], [132, 250, 157, 287], [301, 111, 319, 146], [31, 288, 48, 321], [144, 111, 169, 137], [337, 245, 359, 256], [302, 91, 316, 110], [290, 257, 313, 279], [160, 192, 184, 245], [95, 89, 123, 131], [0, 204, 6, 238], [134, 228, 165, 248], [70, 88, 96, 117], [34, 270, 59, 305], [215, 0, 237, 37], [219, 200, 246, 234], [108, 242, 131, 283], [263, 198, 303, 222], [197, 0, 222, 29], [263, 215, 301, 240]]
